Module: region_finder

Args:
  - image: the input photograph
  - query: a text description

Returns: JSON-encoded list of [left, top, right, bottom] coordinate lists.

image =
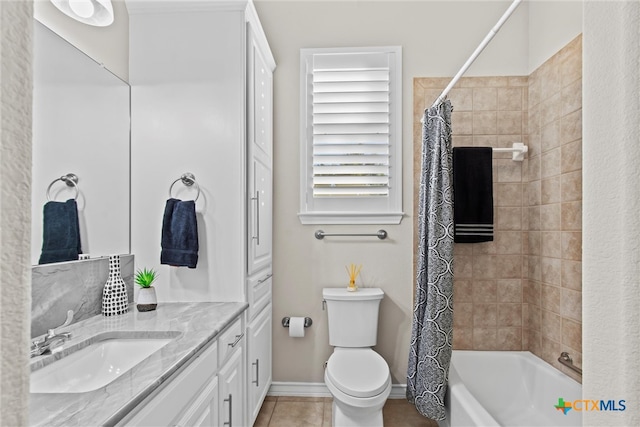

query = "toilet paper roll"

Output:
[[289, 317, 306, 338]]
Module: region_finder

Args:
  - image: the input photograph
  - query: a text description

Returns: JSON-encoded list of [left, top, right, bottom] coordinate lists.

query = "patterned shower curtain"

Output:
[[407, 100, 455, 421]]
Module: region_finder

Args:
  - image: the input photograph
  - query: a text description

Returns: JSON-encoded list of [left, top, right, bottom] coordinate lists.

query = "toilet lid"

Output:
[[326, 349, 390, 398]]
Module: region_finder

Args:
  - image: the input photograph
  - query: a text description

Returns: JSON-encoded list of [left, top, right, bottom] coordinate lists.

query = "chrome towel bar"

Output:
[[314, 229, 388, 240]]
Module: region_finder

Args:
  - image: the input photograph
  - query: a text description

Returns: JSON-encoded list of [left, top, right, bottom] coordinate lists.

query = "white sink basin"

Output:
[[31, 337, 173, 393]]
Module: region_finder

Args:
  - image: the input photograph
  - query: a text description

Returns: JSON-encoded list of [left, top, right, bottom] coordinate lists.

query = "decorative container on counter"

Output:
[[102, 255, 129, 316]]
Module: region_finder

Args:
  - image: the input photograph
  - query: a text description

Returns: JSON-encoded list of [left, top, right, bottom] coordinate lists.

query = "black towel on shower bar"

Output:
[[453, 147, 494, 243], [160, 198, 199, 268]]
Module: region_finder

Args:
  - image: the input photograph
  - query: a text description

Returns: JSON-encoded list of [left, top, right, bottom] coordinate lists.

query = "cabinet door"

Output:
[[175, 376, 219, 427], [248, 150, 272, 275], [218, 347, 244, 427], [247, 303, 272, 426], [247, 27, 273, 276], [248, 29, 273, 159], [120, 341, 218, 427]]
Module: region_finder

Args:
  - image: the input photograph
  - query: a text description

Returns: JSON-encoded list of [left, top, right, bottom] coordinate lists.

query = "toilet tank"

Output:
[[323, 288, 384, 347]]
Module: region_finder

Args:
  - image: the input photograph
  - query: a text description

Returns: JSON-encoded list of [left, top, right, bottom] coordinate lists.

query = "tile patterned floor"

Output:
[[254, 396, 439, 427]]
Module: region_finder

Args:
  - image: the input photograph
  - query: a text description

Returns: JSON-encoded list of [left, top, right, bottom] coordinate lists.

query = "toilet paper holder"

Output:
[[282, 317, 313, 328]]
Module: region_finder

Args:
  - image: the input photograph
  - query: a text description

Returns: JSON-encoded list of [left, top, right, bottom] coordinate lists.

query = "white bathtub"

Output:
[[440, 351, 582, 427]]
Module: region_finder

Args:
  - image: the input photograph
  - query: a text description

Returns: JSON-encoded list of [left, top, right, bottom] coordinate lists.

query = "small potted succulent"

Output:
[[135, 267, 158, 312]]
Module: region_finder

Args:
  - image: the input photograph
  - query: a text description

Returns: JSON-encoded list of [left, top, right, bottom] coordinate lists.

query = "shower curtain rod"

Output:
[[427, 0, 524, 111]]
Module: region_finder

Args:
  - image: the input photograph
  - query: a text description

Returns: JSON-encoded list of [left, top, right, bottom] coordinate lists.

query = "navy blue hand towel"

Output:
[[453, 147, 494, 243], [160, 198, 199, 268], [39, 199, 82, 264]]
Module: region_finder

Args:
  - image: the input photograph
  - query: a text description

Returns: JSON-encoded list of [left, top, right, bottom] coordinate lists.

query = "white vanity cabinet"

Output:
[[119, 316, 246, 427], [118, 340, 220, 426]]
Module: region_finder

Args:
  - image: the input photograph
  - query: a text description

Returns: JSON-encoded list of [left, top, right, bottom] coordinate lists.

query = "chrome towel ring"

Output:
[[46, 173, 79, 201], [169, 172, 200, 202]]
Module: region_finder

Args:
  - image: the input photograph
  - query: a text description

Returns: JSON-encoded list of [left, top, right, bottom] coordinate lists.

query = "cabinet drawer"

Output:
[[122, 340, 218, 426], [217, 317, 243, 366], [248, 273, 272, 320]]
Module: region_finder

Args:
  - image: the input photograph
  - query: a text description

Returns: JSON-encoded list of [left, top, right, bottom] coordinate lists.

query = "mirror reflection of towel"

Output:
[[453, 147, 494, 243], [160, 198, 199, 268], [39, 199, 82, 264]]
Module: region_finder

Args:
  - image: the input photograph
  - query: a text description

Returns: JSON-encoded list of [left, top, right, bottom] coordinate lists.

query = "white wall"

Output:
[[528, 0, 583, 73], [129, 7, 247, 303], [583, 1, 640, 424], [34, 0, 129, 82], [255, 0, 530, 385]]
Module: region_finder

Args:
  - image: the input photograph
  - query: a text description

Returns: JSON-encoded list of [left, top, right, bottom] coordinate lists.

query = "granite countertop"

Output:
[[29, 302, 248, 427]]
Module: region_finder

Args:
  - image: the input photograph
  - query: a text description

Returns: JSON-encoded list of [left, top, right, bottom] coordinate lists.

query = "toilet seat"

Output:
[[326, 348, 390, 398]]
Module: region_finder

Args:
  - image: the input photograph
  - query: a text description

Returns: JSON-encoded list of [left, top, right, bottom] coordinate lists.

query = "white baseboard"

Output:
[[268, 382, 407, 399]]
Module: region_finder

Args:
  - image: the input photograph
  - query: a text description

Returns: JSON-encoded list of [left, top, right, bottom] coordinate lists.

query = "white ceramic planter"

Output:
[[136, 286, 157, 312]]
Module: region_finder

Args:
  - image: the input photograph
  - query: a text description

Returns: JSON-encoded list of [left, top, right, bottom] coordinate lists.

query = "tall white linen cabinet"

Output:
[[127, 1, 275, 425]]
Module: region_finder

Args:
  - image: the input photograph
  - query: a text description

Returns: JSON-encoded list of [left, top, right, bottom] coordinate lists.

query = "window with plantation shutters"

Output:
[[299, 47, 403, 225]]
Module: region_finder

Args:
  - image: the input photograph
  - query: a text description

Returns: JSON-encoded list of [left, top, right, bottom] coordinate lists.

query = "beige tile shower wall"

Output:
[[414, 37, 582, 378], [414, 76, 529, 352], [525, 35, 582, 383]]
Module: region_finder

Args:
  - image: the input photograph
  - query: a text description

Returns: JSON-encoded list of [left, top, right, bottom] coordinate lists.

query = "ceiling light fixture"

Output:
[[50, 0, 114, 27]]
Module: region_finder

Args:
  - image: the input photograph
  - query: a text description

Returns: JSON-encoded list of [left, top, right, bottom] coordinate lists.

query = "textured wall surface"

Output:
[[0, 0, 33, 424], [583, 1, 640, 425]]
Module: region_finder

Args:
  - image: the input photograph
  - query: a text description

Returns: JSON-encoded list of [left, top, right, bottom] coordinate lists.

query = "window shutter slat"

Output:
[[313, 144, 389, 155], [313, 69, 389, 83], [313, 134, 389, 145], [313, 187, 389, 197], [313, 81, 389, 93], [313, 92, 389, 104], [312, 123, 389, 135], [313, 112, 389, 125], [313, 102, 389, 114]]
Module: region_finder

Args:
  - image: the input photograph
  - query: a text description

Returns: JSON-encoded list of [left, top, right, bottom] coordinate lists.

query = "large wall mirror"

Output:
[[32, 21, 130, 265]]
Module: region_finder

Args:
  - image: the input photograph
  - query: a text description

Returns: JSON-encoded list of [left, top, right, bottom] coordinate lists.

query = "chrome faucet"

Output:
[[30, 310, 74, 358]]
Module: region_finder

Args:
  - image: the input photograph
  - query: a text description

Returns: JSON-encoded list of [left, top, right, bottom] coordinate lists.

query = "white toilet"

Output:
[[323, 287, 392, 427]]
